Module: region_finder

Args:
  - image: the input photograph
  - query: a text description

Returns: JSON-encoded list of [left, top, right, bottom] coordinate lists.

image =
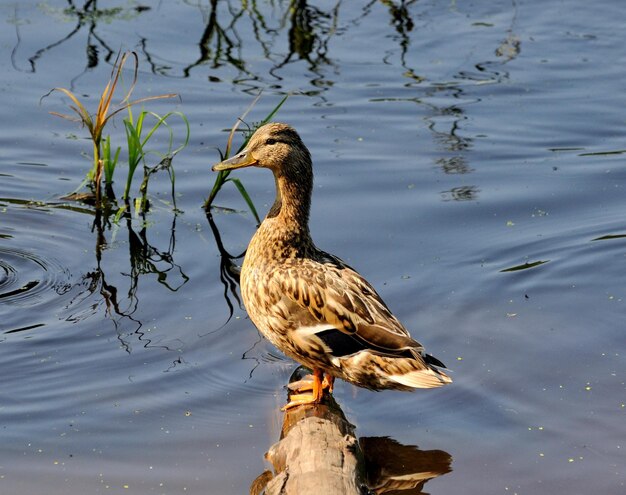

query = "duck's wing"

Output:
[[271, 254, 426, 359]]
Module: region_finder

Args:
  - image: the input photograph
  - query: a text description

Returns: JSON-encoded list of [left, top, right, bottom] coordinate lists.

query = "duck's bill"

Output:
[[212, 149, 258, 171]]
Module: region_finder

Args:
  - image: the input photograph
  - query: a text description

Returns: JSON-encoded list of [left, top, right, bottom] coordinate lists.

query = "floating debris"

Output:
[[591, 233, 626, 241], [500, 260, 550, 272]]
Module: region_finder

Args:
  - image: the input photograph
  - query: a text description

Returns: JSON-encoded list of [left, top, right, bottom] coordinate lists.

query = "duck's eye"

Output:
[[265, 138, 277, 145]]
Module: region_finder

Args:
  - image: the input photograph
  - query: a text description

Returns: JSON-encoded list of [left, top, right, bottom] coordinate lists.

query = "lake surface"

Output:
[[1, 1, 624, 493]]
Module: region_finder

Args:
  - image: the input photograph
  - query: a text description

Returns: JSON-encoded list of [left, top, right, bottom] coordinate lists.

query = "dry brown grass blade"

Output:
[[95, 53, 131, 140], [225, 92, 262, 157], [48, 111, 83, 123], [50, 87, 93, 129], [106, 94, 179, 122], [48, 52, 176, 143], [95, 80, 113, 137], [119, 52, 139, 106]]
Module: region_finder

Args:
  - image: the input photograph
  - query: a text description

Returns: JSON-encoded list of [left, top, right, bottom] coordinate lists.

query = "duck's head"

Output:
[[212, 122, 311, 177]]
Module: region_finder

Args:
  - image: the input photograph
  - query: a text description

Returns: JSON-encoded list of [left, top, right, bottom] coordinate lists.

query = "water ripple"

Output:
[[0, 246, 72, 334]]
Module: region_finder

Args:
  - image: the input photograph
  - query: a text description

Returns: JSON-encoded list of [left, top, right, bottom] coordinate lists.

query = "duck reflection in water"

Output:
[[360, 436, 452, 494]]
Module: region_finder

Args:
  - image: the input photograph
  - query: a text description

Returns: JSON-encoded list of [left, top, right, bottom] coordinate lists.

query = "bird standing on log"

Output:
[[213, 123, 451, 409]]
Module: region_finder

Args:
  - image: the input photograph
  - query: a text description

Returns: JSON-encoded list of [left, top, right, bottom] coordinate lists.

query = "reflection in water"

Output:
[[123, 209, 189, 292], [138, 0, 343, 85], [420, 86, 477, 201], [205, 210, 273, 379], [205, 210, 244, 324], [367, 1, 476, 199], [15, 0, 420, 92], [436, 156, 473, 175], [253, 368, 451, 494], [13, 0, 522, 99], [440, 185, 480, 202], [370, 91, 478, 201], [380, 0, 424, 84], [361, 436, 452, 494], [143, 0, 251, 79], [12, 0, 150, 81], [369, 1, 523, 203], [55, 202, 189, 353], [91, 208, 187, 351], [268, 0, 340, 88]]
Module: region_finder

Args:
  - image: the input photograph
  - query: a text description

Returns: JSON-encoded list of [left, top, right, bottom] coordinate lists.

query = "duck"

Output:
[[212, 122, 451, 409]]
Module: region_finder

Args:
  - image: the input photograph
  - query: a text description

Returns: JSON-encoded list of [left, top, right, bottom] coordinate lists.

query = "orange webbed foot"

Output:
[[283, 369, 328, 410], [281, 392, 317, 411]]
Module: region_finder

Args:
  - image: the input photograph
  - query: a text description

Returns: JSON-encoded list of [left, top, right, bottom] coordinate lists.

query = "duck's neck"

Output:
[[262, 165, 314, 251]]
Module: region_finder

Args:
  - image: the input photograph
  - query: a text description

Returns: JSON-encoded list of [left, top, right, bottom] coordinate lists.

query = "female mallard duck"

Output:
[[213, 123, 451, 408]]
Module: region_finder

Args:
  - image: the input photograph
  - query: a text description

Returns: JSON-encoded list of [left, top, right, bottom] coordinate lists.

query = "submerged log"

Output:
[[251, 369, 452, 495]]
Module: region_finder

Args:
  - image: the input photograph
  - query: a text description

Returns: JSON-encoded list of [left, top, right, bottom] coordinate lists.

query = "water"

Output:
[[1, 1, 625, 493]]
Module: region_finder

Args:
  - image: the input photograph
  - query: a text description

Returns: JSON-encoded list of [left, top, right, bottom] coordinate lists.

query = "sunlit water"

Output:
[[1, 1, 624, 494]]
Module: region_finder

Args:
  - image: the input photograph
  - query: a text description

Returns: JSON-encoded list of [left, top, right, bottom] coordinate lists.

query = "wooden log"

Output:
[[251, 369, 452, 495], [259, 373, 366, 495]]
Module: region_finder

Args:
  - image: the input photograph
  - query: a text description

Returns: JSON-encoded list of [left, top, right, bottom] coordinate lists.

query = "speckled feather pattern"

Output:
[[225, 123, 451, 390]]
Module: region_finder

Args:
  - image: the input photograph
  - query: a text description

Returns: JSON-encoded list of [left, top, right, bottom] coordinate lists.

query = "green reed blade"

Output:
[[258, 93, 289, 127], [102, 135, 121, 186], [123, 119, 144, 201], [228, 178, 261, 224], [122, 110, 189, 210]]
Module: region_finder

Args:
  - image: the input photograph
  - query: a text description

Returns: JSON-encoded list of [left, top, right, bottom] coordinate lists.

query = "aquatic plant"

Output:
[[205, 94, 288, 222], [101, 135, 121, 198], [123, 108, 190, 213], [46, 51, 178, 206]]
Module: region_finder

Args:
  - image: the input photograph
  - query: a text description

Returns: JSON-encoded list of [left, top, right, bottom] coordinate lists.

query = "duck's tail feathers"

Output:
[[423, 352, 447, 369], [389, 358, 452, 389]]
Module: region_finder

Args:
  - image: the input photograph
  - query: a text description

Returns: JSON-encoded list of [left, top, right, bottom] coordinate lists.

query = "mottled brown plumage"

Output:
[[213, 123, 451, 407]]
